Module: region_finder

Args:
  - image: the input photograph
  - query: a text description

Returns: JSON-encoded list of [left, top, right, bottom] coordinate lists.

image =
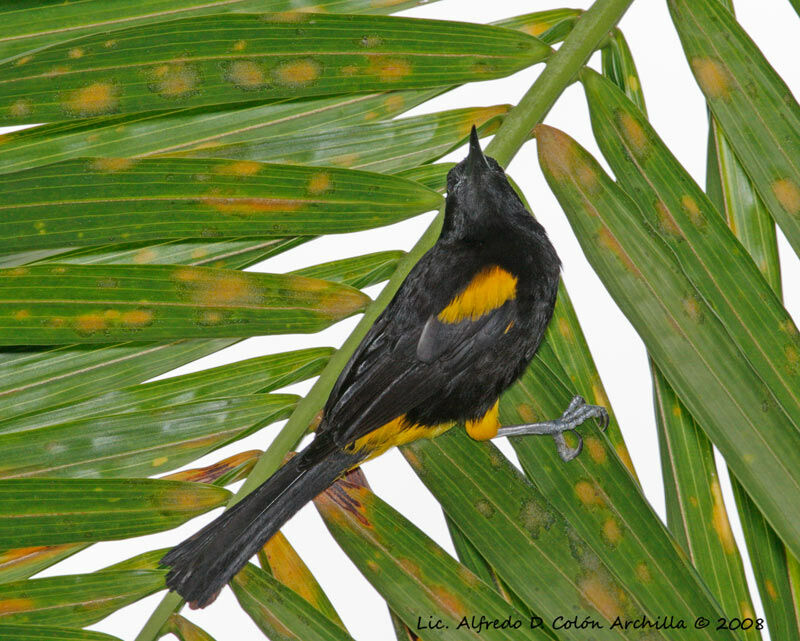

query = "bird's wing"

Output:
[[321, 254, 518, 447]]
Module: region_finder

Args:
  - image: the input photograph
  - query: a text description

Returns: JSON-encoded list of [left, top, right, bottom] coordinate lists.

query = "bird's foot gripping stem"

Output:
[[495, 395, 608, 462]]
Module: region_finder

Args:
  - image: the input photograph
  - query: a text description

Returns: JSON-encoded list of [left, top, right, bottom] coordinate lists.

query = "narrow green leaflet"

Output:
[[653, 369, 758, 631], [314, 472, 551, 641], [395, 164, 452, 192], [706, 77, 800, 638], [231, 564, 353, 641], [164, 614, 218, 641], [668, 0, 800, 257], [0, 478, 230, 547], [495, 9, 583, 45], [536, 123, 800, 563], [0, 264, 369, 344], [0, 347, 331, 433], [0, 158, 442, 251], [0, 624, 122, 641], [404, 431, 689, 641], [501, 344, 729, 641], [0, 394, 296, 478], [292, 252, 404, 289], [29, 237, 307, 270], [0, 570, 165, 627], [582, 70, 800, 437], [0, 339, 237, 420], [0, 13, 549, 124], [0, 0, 437, 62], [258, 531, 344, 626], [0, 89, 443, 174], [0, 545, 84, 585], [172, 105, 509, 174], [601, 29, 645, 112]]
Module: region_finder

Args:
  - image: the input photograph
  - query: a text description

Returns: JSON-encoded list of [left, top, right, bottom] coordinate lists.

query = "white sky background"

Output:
[[3, 1, 799, 639]]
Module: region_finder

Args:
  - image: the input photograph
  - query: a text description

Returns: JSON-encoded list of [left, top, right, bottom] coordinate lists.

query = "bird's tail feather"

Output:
[[161, 445, 359, 608]]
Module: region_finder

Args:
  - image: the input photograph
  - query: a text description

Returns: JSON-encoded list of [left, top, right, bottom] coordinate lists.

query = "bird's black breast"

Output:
[[318, 218, 560, 448]]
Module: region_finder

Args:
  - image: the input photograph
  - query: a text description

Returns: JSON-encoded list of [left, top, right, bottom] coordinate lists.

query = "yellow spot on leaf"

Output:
[[13, 309, 30, 321], [233, 39, 247, 52], [635, 562, 651, 583], [363, 110, 379, 121], [15, 55, 32, 66], [104, 39, 117, 48], [465, 400, 500, 440], [682, 296, 703, 323], [617, 110, 648, 155], [438, 265, 517, 323], [384, 93, 404, 112], [574, 480, 605, 507], [191, 248, 208, 259], [149, 63, 198, 99], [710, 479, 736, 554], [654, 200, 682, 238], [764, 578, 778, 600], [680, 194, 704, 226], [274, 58, 321, 86], [152, 456, 169, 467], [691, 57, 732, 100], [10, 100, 31, 118], [367, 56, 411, 82], [134, 248, 157, 264], [63, 82, 118, 117], [341, 64, 359, 76], [122, 309, 153, 327], [517, 403, 536, 423], [771, 178, 800, 214], [585, 436, 607, 464], [672, 403, 682, 418], [308, 172, 331, 195], [615, 443, 636, 477], [627, 75, 639, 92], [216, 161, 261, 177], [579, 575, 624, 621], [68, 47, 84, 59], [203, 196, 303, 215], [75, 313, 106, 333], [602, 518, 622, 544], [103, 310, 121, 321], [597, 228, 638, 274], [0, 597, 35, 615], [91, 157, 133, 172], [431, 585, 467, 619], [522, 21, 552, 37], [227, 60, 266, 90]]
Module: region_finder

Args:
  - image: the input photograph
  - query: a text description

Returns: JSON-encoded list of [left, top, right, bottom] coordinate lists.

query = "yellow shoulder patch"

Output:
[[438, 265, 517, 324]]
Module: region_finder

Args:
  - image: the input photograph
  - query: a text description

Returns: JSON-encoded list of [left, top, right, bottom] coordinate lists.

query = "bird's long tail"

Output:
[[161, 441, 360, 608]]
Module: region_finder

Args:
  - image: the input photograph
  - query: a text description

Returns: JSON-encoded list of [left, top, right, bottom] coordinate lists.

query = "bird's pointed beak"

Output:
[[465, 125, 489, 176]]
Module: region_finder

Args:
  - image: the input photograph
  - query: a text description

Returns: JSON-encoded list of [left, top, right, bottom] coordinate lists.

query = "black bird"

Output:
[[161, 127, 608, 608]]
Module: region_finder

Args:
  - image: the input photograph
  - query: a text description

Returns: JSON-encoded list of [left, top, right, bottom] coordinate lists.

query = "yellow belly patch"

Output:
[[349, 415, 454, 461], [438, 265, 517, 324], [466, 400, 500, 440]]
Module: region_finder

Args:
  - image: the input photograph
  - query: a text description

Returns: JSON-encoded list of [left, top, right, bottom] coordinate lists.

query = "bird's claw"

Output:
[[552, 395, 609, 462]]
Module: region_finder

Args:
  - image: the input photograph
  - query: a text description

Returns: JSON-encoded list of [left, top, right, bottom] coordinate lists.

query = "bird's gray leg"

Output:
[[494, 395, 609, 462]]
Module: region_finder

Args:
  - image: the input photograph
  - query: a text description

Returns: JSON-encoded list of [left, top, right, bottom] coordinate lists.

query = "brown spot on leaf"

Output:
[[63, 82, 118, 116], [596, 228, 638, 274], [635, 562, 651, 583], [91, 157, 134, 172], [233, 40, 247, 52], [691, 57, 733, 100], [617, 110, 648, 156], [384, 93, 404, 112], [772, 178, 800, 214], [585, 436, 607, 464], [274, 58, 321, 86], [680, 195, 704, 227], [579, 574, 624, 622], [654, 200, 682, 238], [203, 195, 303, 215], [764, 578, 778, 600], [121, 309, 153, 327], [0, 597, 35, 615], [149, 63, 199, 99], [227, 60, 266, 90], [216, 161, 261, 177], [682, 296, 704, 323], [68, 47, 84, 59], [574, 480, 606, 508], [308, 172, 331, 195], [602, 518, 622, 545], [75, 313, 106, 333], [367, 56, 411, 81], [13, 309, 30, 321]]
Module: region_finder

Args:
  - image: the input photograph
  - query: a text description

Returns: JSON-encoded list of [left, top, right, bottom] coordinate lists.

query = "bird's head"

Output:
[[442, 125, 528, 240]]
